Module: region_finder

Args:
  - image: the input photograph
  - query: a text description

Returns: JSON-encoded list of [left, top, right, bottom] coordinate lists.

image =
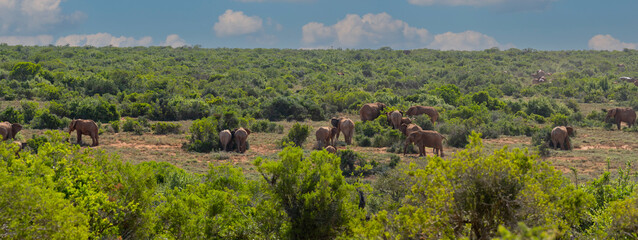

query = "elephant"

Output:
[[0, 122, 22, 141], [606, 108, 636, 130], [219, 130, 234, 151], [386, 110, 403, 129], [316, 126, 338, 149], [401, 117, 412, 125], [405, 106, 439, 124], [359, 102, 386, 122], [331, 117, 355, 145], [399, 123, 423, 137], [551, 126, 574, 150], [404, 130, 445, 157], [233, 128, 251, 153], [69, 119, 99, 146], [325, 145, 337, 154]]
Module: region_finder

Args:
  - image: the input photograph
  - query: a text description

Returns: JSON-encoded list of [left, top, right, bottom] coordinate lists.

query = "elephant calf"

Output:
[[234, 128, 251, 153], [316, 126, 338, 149], [219, 129, 234, 151], [551, 126, 574, 150]]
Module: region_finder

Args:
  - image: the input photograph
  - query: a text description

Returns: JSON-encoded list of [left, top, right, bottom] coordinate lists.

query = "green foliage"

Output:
[[184, 117, 221, 152], [550, 113, 569, 127], [249, 119, 284, 133], [10, 62, 41, 81], [0, 106, 24, 123], [151, 122, 182, 134], [30, 109, 66, 129], [284, 122, 311, 147], [20, 101, 39, 123], [122, 117, 148, 135], [412, 114, 434, 130], [526, 97, 555, 117], [217, 111, 240, 132], [109, 120, 120, 133], [67, 97, 120, 122], [254, 146, 360, 239], [430, 84, 461, 105]]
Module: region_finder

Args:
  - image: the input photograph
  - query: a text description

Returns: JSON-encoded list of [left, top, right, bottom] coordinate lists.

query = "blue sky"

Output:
[[0, 0, 636, 50]]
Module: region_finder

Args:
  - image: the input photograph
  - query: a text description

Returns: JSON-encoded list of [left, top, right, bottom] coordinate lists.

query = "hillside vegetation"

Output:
[[1, 45, 638, 239]]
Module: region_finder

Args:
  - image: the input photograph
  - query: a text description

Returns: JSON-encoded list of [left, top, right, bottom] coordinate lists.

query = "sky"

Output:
[[0, 0, 637, 51]]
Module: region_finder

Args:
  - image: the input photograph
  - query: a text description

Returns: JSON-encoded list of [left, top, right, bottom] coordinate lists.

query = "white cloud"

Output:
[[301, 12, 429, 49], [213, 10, 263, 37], [0, 35, 54, 45], [0, 0, 85, 34], [161, 34, 187, 48], [588, 34, 637, 51], [407, 0, 557, 11], [55, 33, 153, 47], [428, 30, 512, 51]]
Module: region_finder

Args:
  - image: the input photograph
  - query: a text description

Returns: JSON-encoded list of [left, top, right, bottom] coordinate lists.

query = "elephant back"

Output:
[[234, 128, 248, 140]]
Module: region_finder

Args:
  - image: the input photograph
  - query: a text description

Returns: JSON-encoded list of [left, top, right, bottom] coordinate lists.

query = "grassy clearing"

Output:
[[14, 111, 638, 182]]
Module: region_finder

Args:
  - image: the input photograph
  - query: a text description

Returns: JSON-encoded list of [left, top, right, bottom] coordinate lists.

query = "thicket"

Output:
[[2, 131, 636, 239]]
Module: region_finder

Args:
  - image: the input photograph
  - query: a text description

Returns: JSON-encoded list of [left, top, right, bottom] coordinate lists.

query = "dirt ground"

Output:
[[17, 116, 638, 183]]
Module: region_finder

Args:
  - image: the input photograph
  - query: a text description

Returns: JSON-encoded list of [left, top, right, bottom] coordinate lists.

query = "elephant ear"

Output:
[[69, 120, 77, 131], [244, 128, 251, 135], [11, 123, 22, 138], [566, 126, 574, 136], [330, 118, 339, 128]]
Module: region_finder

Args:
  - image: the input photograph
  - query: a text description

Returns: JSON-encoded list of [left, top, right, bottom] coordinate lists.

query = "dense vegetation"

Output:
[[2, 45, 638, 238]]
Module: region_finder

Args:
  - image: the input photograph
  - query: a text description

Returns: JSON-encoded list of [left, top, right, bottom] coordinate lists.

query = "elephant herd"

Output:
[[550, 107, 635, 150], [314, 102, 445, 157], [0, 119, 98, 155]]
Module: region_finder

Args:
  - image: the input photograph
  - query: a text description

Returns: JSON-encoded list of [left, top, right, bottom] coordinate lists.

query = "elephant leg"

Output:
[[77, 132, 82, 144], [551, 140, 557, 150], [617, 121, 621, 130], [92, 134, 98, 146], [439, 147, 444, 158], [236, 140, 241, 153]]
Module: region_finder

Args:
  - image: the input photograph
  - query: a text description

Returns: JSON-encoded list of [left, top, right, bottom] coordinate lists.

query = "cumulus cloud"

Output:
[[161, 34, 187, 48], [0, 35, 54, 45], [55, 33, 153, 47], [588, 34, 637, 51], [213, 10, 263, 37], [428, 31, 511, 50], [407, 0, 557, 11], [301, 12, 429, 49], [0, 0, 86, 34]]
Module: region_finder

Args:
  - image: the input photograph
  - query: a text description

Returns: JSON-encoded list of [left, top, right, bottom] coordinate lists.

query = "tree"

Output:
[[10, 62, 41, 81], [254, 146, 360, 239]]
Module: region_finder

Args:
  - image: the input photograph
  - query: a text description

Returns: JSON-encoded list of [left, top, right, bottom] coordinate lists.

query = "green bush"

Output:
[[250, 119, 284, 133], [109, 120, 120, 133], [122, 118, 147, 135], [217, 111, 240, 132], [20, 101, 39, 123], [445, 123, 471, 148], [184, 117, 221, 152], [412, 114, 434, 130], [550, 113, 569, 127], [0, 106, 24, 124], [31, 109, 65, 129], [526, 97, 555, 117], [10, 62, 41, 81], [254, 146, 359, 239], [285, 122, 311, 147], [122, 102, 152, 117], [151, 122, 182, 134]]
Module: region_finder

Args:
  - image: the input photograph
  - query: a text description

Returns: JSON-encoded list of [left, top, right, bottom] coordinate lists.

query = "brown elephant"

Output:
[[331, 117, 355, 145], [551, 126, 574, 150], [0, 122, 22, 141], [219, 130, 234, 151], [404, 130, 444, 157], [359, 102, 386, 121], [325, 145, 337, 154], [316, 126, 338, 149], [606, 108, 637, 130], [69, 119, 99, 146], [386, 110, 403, 129], [405, 106, 439, 124], [399, 123, 423, 137], [233, 128, 251, 153], [401, 117, 412, 125]]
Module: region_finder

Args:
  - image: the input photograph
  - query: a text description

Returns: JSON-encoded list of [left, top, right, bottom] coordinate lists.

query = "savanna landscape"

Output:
[[2, 45, 638, 239]]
